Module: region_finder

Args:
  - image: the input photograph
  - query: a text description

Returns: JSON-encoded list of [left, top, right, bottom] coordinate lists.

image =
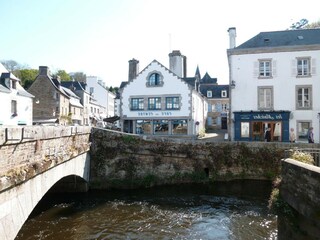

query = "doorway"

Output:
[[252, 121, 282, 142]]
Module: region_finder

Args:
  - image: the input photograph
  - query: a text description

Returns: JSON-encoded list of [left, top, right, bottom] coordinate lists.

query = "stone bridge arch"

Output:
[[0, 153, 90, 240]]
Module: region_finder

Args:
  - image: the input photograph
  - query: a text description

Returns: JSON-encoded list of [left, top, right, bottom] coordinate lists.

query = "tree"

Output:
[[108, 86, 119, 94], [55, 70, 71, 81], [304, 20, 320, 29], [17, 69, 38, 89], [70, 72, 86, 82], [0, 60, 20, 72]]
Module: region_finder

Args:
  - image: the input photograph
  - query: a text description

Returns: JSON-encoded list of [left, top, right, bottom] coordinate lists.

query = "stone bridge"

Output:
[[0, 126, 91, 240], [1, 127, 320, 240]]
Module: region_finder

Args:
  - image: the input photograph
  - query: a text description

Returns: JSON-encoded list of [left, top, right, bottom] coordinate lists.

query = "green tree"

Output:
[[108, 86, 119, 94], [55, 69, 71, 81], [17, 69, 38, 89]]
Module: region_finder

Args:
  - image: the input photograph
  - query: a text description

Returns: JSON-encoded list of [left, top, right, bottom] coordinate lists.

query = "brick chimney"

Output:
[[128, 58, 139, 81], [169, 50, 186, 78], [39, 66, 50, 76], [228, 27, 237, 49]]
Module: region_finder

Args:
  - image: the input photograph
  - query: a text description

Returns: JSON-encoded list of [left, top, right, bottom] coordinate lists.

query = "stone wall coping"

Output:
[[0, 126, 92, 145], [283, 158, 320, 172]]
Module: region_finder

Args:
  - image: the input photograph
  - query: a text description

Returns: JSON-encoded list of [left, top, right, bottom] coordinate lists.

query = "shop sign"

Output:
[[252, 113, 283, 120], [137, 111, 173, 117]]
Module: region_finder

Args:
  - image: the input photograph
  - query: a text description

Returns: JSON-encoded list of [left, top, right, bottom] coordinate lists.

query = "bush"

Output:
[[291, 150, 314, 165]]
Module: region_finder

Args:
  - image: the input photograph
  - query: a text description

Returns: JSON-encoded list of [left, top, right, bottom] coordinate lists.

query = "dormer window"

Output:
[[146, 72, 163, 87], [221, 90, 227, 98], [207, 90, 212, 98]]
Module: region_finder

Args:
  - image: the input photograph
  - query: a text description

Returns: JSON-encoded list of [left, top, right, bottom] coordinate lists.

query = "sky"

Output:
[[1, 0, 319, 87]]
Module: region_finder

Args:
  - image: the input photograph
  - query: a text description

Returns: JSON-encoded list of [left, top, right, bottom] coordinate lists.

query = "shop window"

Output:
[[172, 119, 188, 135], [297, 121, 311, 141], [136, 120, 152, 134], [153, 119, 169, 135], [241, 122, 250, 138]]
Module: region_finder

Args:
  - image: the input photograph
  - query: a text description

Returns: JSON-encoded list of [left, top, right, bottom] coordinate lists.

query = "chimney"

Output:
[[169, 50, 186, 78], [228, 27, 237, 49], [39, 66, 50, 76], [128, 58, 139, 81]]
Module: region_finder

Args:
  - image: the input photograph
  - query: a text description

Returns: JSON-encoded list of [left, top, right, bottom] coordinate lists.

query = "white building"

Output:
[[119, 51, 208, 136], [85, 76, 116, 120], [227, 28, 320, 142], [0, 63, 34, 125]]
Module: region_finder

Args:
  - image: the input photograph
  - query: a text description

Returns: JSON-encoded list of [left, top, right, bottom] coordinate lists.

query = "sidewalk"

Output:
[[199, 129, 228, 142]]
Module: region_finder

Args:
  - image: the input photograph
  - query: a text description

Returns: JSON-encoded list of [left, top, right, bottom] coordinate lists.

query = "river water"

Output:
[[16, 180, 277, 240]]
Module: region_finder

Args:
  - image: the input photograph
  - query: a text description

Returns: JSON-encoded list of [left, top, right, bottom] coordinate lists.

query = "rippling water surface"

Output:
[[16, 181, 277, 240]]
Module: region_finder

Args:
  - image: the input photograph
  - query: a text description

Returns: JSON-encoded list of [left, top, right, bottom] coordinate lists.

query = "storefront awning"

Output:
[[103, 115, 120, 123]]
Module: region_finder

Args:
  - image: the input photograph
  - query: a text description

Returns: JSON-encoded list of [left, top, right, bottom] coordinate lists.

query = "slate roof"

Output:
[[236, 28, 320, 49], [199, 84, 229, 98]]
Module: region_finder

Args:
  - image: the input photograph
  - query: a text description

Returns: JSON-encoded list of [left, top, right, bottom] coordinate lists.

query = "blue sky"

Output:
[[1, 0, 319, 87]]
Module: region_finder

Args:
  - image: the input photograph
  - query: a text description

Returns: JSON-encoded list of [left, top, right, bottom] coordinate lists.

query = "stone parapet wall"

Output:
[[280, 159, 320, 238], [90, 128, 288, 189], [0, 126, 91, 192]]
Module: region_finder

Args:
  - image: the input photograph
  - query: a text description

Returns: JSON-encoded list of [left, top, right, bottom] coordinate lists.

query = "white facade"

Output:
[[86, 76, 115, 119], [120, 59, 207, 136], [0, 63, 34, 125], [228, 28, 320, 142]]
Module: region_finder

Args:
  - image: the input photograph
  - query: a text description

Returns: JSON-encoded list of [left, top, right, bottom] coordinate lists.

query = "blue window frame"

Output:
[[166, 97, 179, 109], [148, 97, 161, 110], [131, 98, 144, 110], [149, 73, 160, 86]]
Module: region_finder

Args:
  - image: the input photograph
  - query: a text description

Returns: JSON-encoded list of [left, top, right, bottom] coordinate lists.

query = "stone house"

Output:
[[0, 63, 34, 125], [61, 81, 91, 125], [119, 50, 208, 137], [28, 66, 72, 125], [227, 28, 320, 142]]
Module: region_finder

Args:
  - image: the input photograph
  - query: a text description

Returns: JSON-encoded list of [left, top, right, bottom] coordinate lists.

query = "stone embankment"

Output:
[[90, 128, 291, 189]]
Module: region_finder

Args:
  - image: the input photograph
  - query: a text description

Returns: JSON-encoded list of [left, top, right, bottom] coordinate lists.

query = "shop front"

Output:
[[233, 111, 290, 142]]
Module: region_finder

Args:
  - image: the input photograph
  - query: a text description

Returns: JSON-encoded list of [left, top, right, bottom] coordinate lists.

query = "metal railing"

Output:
[[285, 148, 320, 167]]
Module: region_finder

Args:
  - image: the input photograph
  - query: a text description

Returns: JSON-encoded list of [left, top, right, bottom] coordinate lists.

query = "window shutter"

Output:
[[272, 60, 277, 77], [311, 58, 316, 75], [291, 59, 297, 77], [253, 61, 259, 78]]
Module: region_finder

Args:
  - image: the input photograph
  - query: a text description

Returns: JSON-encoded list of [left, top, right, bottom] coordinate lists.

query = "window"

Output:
[[258, 87, 273, 110], [90, 87, 94, 94], [149, 73, 160, 86], [221, 90, 227, 98], [172, 119, 188, 135], [296, 86, 312, 109], [11, 80, 17, 89], [207, 90, 212, 98], [148, 97, 161, 110], [297, 58, 310, 76], [297, 121, 311, 141], [241, 122, 250, 138], [147, 72, 163, 87], [131, 98, 144, 110], [11, 100, 17, 116], [259, 60, 271, 77], [166, 97, 179, 110], [154, 119, 169, 135]]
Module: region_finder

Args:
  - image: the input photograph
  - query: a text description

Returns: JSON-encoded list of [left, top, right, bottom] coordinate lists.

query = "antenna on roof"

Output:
[[289, 18, 308, 30]]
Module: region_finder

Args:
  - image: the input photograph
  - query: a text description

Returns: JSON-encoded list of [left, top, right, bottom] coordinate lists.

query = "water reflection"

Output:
[[16, 180, 277, 240]]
